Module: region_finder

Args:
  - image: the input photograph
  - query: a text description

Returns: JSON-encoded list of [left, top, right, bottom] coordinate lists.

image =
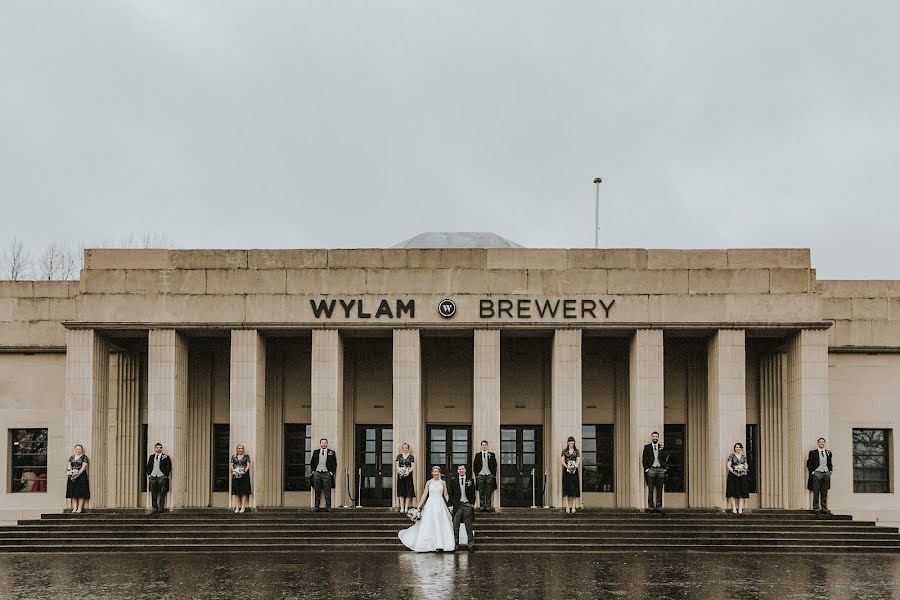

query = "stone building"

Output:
[[1, 234, 898, 525]]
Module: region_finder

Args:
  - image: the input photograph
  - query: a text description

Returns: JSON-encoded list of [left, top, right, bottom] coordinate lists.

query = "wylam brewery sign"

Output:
[[309, 297, 616, 320]]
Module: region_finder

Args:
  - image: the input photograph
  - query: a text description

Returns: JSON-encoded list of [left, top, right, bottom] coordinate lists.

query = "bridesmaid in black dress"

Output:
[[561, 436, 581, 514], [230, 445, 252, 514], [726, 442, 750, 514], [66, 444, 90, 513], [396, 443, 415, 513]]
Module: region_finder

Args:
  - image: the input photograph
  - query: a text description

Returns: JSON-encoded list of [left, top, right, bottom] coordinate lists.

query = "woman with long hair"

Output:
[[396, 442, 416, 513], [561, 436, 581, 514], [231, 444, 252, 514], [726, 442, 750, 514], [66, 444, 90, 514]]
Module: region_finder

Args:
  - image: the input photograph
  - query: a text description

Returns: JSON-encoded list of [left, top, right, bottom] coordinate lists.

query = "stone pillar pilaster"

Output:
[[230, 330, 267, 507], [760, 351, 789, 508], [109, 351, 140, 508], [686, 358, 707, 507], [787, 329, 829, 509], [473, 329, 501, 508], [186, 351, 212, 507], [551, 329, 582, 508], [393, 329, 423, 506], [311, 329, 344, 506], [148, 329, 188, 509], [706, 330, 747, 508], [628, 329, 664, 509], [264, 348, 285, 507], [65, 329, 111, 508]]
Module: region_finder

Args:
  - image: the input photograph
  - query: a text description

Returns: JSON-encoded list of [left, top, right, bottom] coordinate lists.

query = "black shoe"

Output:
[[814, 509, 821, 515], [468, 546, 475, 553], [325, 508, 332, 513], [822, 509, 832, 515], [313, 507, 321, 513]]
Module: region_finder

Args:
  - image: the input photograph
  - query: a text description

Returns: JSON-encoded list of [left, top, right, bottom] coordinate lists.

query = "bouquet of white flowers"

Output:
[[66, 468, 79, 479], [733, 463, 748, 477], [406, 507, 421, 522], [232, 465, 245, 478], [566, 460, 577, 474], [397, 466, 412, 478]]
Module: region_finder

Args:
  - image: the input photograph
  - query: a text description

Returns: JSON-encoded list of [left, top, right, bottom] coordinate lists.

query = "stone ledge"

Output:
[[726, 249, 810, 269]]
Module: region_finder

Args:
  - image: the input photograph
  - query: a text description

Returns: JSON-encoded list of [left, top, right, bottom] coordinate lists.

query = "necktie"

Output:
[[460, 477, 464, 488]]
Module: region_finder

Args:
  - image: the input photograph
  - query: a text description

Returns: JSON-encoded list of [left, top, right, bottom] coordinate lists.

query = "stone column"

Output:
[[186, 351, 212, 507], [628, 329, 664, 509], [230, 330, 267, 507], [264, 347, 285, 507], [613, 357, 630, 508], [148, 329, 188, 509], [551, 329, 582, 508], [65, 329, 111, 508], [786, 329, 829, 509], [759, 351, 789, 508], [706, 330, 747, 508], [472, 329, 501, 508], [686, 358, 708, 507], [311, 329, 344, 506], [393, 329, 423, 507], [109, 351, 140, 508]]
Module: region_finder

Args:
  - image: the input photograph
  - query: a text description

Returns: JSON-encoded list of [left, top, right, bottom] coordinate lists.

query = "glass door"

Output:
[[500, 426, 543, 507], [355, 425, 393, 507], [426, 426, 471, 478]]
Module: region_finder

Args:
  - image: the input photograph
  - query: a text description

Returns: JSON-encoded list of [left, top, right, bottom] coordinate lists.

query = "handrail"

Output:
[[542, 470, 548, 508], [357, 467, 362, 508], [530, 468, 537, 509]]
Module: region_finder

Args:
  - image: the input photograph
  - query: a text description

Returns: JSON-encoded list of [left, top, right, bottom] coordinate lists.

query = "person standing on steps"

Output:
[[146, 443, 171, 515], [309, 438, 337, 513], [230, 444, 252, 514], [561, 436, 581, 515], [447, 464, 476, 552], [807, 437, 833, 515], [65, 444, 90, 514], [642, 432, 668, 514], [726, 443, 750, 514], [472, 440, 497, 513], [396, 442, 416, 514]]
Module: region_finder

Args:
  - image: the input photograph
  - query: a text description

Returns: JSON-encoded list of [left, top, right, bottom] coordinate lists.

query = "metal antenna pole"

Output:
[[593, 177, 603, 249]]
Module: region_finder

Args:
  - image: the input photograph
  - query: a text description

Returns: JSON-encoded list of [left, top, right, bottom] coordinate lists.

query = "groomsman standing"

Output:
[[642, 432, 668, 513], [145, 443, 171, 515], [309, 438, 337, 512], [807, 437, 833, 515], [472, 440, 497, 513]]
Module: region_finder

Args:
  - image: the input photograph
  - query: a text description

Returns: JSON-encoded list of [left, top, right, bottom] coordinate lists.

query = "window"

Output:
[[746, 424, 759, 494], [664, 425, 686, 493], [853, 428, 891, 493], [581, 425, 614, 492], [426, 426, 471, 475], [212, 424, 230, 493], [284, 424, 312, 492], [10, 429, 48, 493]]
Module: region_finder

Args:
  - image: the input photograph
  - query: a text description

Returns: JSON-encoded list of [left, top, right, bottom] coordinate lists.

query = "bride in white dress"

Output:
[[399, 466, 467, 552]]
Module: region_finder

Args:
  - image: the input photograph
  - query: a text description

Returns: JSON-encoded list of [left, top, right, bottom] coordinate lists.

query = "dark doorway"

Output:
[[500, 426, 543, 507], [426, 426, 471, 478], [355, 425, 393, 507]]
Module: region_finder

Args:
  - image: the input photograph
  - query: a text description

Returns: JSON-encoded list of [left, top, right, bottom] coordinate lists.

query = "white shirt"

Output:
[[459, 477, 469, 503], [151, 453, 164, 477], [479, 452, 491, 475], [652, 444, 661, 468], [316, 449, 330, 472], [815, 449, 829, 473]]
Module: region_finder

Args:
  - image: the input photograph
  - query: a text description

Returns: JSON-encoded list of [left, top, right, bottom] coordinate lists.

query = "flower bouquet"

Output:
[[733, 463, 748, 477], [397, 466, 412, 478], [566, 460, 577, 474], [66, 468, 79, 480], [406, 507, 421, 522], [232, 465, 246, 478]]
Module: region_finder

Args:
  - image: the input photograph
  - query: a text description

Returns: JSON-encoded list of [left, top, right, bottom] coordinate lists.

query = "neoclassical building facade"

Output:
[[1, 236, 898, 524]]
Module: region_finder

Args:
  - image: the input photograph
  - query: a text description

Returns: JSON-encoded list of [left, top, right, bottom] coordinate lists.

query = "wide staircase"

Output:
[[1, 509, 899, 553]]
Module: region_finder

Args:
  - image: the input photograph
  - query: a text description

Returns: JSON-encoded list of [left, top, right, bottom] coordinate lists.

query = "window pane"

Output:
[[853, 428, 891, 493], [432, 430, 446, 441], [501, 429, 516, 441], [283, 423, 312, 492], [212, 424, 230, 493], [10, 429, 48, 494], [523, 430, 535, 441]]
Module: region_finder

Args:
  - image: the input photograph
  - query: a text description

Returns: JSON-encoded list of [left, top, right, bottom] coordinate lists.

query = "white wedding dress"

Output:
[[399, 479, 467, 552]]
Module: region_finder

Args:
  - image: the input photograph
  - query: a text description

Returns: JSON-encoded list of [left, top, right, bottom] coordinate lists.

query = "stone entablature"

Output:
[[818, 280, 900, 349]]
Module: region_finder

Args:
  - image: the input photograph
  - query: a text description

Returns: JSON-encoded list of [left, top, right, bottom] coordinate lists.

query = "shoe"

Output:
[[657, 509, 664, 514], [814, 509, 821, 515], [238, 508, 245, 514], [468, 546, 475, 553], [325, 508, 332, 513], [313, 508, 321, 513], [823, 509, 832, 515]]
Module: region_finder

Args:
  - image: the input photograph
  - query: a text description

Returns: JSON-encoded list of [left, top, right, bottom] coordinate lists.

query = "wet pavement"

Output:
[[0, 551, 898, 600]]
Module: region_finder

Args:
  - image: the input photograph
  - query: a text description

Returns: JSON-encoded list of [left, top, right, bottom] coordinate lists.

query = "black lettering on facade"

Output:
[[480, 299, 495, 318], [357, 301, 372, 319], [536, 299, 560, 318], [581, 299, 597, 318], [517, 299, 530, 319], [375, 300, 393, 318], [339, 299, 356, 318], [498, 299, 513, 318], [599, 298, 615, 318], [396, 299, 415, 318], [563, 299, 577, 319], [310, 299, 337, 318]]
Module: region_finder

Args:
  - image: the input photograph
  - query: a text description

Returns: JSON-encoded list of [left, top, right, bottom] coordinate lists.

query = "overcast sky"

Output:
[[2, 2, 898, 278]]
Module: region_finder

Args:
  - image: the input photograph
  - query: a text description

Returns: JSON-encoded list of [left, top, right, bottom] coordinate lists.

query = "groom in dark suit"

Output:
[[472, 440, 497, 512], [447, 464, 476, 552]]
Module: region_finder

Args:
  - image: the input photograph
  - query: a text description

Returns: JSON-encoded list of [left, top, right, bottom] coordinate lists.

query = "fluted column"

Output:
[[110, 352, 140, 508], [393, 329, 423, 507], [613, 357, 630, 508], [472, 329, 500, 507], [706, 330, 747, 508], [686, 358, 707, 507], [230, 330, 267, 507], [148, 329, 189, 509], [787, 329, 829, 509], [65, 329, 111, 509], [311, 329, 344, 506], [550, 330, 582, 508], [760, 351, 789, 508], [186, 351, 212, 507], [628, 329, 664, 509], [265, 347, 285, 507]]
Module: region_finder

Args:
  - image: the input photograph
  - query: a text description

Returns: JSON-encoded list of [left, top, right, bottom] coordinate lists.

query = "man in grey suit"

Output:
[[447, 464, 476, 552]]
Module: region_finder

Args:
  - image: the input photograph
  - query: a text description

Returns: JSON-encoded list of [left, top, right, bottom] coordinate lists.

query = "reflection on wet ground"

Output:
[[0, 552, 898, 600]]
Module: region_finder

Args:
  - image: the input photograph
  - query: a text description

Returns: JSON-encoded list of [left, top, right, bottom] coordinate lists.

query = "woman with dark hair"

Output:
[[396, 442, 416, 514], [66, 444, 90, 513], [726, 442, 750, 514], [231, 444, 252, 514], [561, 436, 581, 514]]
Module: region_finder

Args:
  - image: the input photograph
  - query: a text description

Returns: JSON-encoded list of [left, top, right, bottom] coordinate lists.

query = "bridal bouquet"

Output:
[[406, 508, 421, 522], [566, 460, 577, 474], [733, 463, 748, 477], [66, 468, 79, 479], [397, 466, 412, 478], [232, 465, 246, 478]]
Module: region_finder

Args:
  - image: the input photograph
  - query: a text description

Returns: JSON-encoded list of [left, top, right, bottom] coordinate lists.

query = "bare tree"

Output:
[[37, 242, 79, 280], [1, 238, 32, 281]]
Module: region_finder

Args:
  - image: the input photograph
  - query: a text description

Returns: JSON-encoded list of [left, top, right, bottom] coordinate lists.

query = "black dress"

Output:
[[396, 454, 415, 498], [65, 455, 90, 500], [725, 453, 750, 499], [231, 455, 252, 496], [562, 449, 580, 497]]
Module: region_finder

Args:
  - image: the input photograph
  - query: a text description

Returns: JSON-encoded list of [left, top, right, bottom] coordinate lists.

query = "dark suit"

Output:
[[309, 448, 337, 509], [145, 453, 172, 512], [642, 443, 668, 510], [472, 451, 497, 510], [806, 448, 833, 511], [447, 474, 476, 549]]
